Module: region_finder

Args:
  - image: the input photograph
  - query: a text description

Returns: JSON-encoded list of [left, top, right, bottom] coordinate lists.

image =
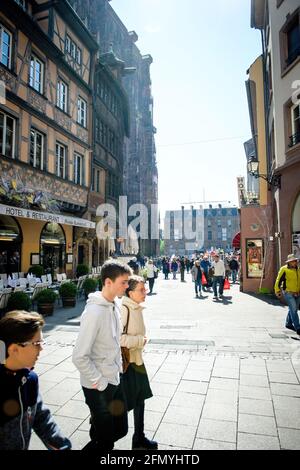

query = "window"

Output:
[[291, 104, 300, 136], [14, 0, 26, 9], [227, 219, 232, 227], [207, 220, 211, 227], [287, 20, 300, 66], [57, 78, 68, 113], [65, 35, 81, 65], [76, 48, 82, 66], [281, 11, 300, 71], [208, 231, 212, 241], [77, 97, 87, 127], [65, 36, 71, 54], [288, 102, 300, 147], [217, 219, 221, 227], [97, 78, 119, 116], [56, 143, 66, 178], [92, 168, 101, 193], [0, 111, 15, 158], [29, 55, 44, 94], [30, 129, 44, 169], [0, 25, 12, 69], [74, 153, 83, 185]]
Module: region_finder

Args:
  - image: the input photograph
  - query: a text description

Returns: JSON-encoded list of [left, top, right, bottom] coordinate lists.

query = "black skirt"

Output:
[[121, 363, 153, 412]]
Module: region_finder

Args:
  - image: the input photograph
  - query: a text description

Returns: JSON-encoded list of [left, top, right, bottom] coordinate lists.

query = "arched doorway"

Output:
[[0, 215, 22, 274], [77, 240, 89, 266], [40, 223, 66, 276], [292, 192, 300, 258]]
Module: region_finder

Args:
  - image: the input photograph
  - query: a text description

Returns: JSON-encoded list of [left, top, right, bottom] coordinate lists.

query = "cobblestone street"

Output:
[[30, 274, 300, 450]]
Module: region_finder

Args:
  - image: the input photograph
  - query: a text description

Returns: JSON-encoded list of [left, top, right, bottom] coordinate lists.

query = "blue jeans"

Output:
[[213, 276, 224, 297], [231, 270, 238, 283], [194, 279, 202, 295], [283, 292, 300, 331]]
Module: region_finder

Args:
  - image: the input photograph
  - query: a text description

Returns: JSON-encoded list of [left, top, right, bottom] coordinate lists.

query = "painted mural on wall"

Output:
[[0, 174, 61, 213]]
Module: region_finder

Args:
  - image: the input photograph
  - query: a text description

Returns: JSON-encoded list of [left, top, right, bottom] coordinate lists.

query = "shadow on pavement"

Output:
[[43, 299, 86, 333], [221, 296, 233, 305], [246, 292, 286, 308]]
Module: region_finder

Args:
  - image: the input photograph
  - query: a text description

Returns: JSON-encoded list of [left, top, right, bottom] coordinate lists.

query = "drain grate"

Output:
[[160, 325, 192, 329], [269, 334, 288, 339], [148, 339, 215, 346], [56, 326, 80, 332]]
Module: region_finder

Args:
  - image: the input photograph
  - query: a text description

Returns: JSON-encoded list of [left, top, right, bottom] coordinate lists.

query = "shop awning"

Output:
[[232, 232, 241, 249], [0, 203, 95, 229]]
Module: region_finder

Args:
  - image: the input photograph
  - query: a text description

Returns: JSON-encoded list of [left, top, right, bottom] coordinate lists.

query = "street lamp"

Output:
[[247, 159, 281, 189]]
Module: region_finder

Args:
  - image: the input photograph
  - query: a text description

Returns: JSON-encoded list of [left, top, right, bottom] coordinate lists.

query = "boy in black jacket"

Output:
[[0, 310, 71, 450]]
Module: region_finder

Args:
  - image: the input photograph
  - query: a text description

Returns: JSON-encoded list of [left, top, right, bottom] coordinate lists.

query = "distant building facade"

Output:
[[164, 205, 240, 257], [0, 0, 97, 277], [68, 0, 159, 257]]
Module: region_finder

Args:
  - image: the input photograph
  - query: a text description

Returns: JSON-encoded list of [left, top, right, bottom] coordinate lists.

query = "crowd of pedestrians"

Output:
[[2, 250, 300, 451]]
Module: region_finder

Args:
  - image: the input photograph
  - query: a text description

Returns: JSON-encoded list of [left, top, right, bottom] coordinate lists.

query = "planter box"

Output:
[[62, 297, 76, 308], [38, 303, 54, 316]]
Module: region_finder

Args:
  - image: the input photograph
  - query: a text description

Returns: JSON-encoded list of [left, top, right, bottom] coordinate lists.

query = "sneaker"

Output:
[[297, 329, 300, 336], [213, 296, 218, 300], [285, 324, 296, 331], [132, 437, 158, 450]]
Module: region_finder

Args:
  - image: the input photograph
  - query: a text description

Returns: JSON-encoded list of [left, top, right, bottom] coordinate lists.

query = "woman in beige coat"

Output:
[[120, 275, 158, 450]]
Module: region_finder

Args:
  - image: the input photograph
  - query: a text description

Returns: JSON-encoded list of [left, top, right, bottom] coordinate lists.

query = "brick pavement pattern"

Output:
[[29, 275, 300, 450]]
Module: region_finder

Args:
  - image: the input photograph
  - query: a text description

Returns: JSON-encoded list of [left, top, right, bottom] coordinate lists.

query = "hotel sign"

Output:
[[0, 203, 95, 229]]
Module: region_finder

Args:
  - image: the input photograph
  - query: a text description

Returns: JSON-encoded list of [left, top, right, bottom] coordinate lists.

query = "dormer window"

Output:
[[65, 34, 82, 65], [14, 0, 26, 11]]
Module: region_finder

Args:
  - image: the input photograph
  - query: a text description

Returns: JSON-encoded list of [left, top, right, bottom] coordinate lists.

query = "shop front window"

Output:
[[246, 239, 264, 278], [0, 215, 22, 274], [40, 223, 66, 276]]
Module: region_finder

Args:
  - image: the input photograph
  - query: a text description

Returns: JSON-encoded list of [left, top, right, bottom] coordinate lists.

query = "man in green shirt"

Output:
[[274, 254, 300, 335]]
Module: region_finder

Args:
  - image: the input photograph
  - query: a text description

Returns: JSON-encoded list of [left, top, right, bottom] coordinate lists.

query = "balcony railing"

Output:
[[289, 132, 300, 147]]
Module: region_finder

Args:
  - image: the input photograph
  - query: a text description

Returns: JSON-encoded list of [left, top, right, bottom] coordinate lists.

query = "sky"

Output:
[[111, 0, 262, 219]]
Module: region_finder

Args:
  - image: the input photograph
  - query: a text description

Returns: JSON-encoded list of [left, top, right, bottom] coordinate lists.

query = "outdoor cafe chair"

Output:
[[19, 278, 27, 288], [14, 286, 26, 292], [0, 292, 11, 315]]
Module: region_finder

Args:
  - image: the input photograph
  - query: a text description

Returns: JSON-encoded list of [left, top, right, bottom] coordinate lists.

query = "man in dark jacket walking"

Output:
[[229, 257, 239, 283], [0, 310, 71, 450]]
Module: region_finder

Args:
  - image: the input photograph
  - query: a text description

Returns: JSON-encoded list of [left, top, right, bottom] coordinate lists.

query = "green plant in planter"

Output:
[[28, 265, 44, 278], [258, 287, 272, 295], [59, 282, 77, 307], [76, 264, 89, 278], [82, 278, 98, 297], [35, 289, 57, 316], [7, 292, 31, 312]]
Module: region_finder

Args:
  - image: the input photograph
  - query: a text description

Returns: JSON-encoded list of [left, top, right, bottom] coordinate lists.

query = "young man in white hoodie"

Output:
[[72, 260, 132, 452]]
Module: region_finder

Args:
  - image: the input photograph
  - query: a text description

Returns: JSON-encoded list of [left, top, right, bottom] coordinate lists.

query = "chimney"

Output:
[[218, 204, 222, 208], [209, 204, 212, 209]]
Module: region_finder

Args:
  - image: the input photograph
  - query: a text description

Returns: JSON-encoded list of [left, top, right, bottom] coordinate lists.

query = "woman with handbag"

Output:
[[120, 275, 158, 450], [145, 259, 158, 294]]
